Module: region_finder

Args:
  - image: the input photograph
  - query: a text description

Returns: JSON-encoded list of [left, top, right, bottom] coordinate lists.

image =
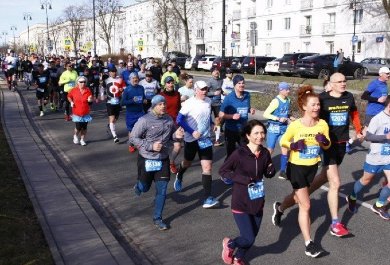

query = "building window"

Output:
[[197, 29, 204, 38], [353, 40, 362, 54], [283, 42, 290, 53], [284, 18, 291, 30], [267, 0, 273, 8], [267, 20, 272, 31], [326, 41, 334, 53], [303, 42, 311, 52], [354, 9, 363, 24], [266, 43, 271, 55]]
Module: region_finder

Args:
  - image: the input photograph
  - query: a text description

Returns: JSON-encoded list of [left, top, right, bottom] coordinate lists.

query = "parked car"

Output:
[[188, 54, 215, 70], [265, 58, 282, 75], [211, 56, 233, 71], [197, 56, 217, 71], [184, 57, 194, 70], [230, 56, 245, 73], [162, 51, 190, 68], [241, 56, 276, 75], [360, 57, 390, 75], [295, 54, 364, 79], [278, 52, 318, 76]]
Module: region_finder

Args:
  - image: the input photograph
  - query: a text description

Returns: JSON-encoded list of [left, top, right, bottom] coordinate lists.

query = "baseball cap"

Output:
[[194, 80, 208, 90], [164, 76, 175, 83], [379, 67, 390, 74], [278, 82, 291, 91], [118, 59, 124, 64], [108, 66, 117, 72]]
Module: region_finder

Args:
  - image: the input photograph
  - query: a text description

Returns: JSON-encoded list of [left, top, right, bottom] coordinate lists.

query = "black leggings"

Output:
[[75, 122, 88, 131], [225, 129, 241, 158], [62, 92, 70, 115]]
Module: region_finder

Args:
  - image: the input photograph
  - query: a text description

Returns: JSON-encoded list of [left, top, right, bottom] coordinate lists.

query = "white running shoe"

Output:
[[80, 139, 87, 146], [73, 135, 79, 144], [39, 111, 44, 117]]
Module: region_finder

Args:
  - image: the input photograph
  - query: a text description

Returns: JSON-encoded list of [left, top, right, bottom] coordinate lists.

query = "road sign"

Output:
[[352, 35, 358, 43], [138, 38, 144, 47]]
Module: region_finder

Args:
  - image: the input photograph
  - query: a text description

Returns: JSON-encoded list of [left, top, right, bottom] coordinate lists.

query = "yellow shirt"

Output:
[[59, 70, 78, 92], [280, 119, 331, 166]]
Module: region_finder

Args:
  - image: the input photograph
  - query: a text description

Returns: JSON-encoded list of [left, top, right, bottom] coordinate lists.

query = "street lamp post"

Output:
[[352, 0, 357, 62], [23, 13, 32, 54], [221, 0, 226, 59], [93, 0, 97, 56], [41, 0, 52, 54], [2, 32, 8, 47], [10, 26, 17, 51]]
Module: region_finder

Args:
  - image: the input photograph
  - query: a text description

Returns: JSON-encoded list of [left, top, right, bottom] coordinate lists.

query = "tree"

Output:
[[63, 5, 86, 55], [382, 0, 390, 17], [50, 18, 65, 55], [94, 0, 122, 54], [152, 0, 171, 54]]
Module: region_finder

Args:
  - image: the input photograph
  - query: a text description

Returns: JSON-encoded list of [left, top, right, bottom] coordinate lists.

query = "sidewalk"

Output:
[[0, 78, 135, 265]]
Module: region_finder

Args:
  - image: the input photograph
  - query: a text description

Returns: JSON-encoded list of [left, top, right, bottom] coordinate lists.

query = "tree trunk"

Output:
[[383, 0, 390, 18], [183, 20, 190, 54]]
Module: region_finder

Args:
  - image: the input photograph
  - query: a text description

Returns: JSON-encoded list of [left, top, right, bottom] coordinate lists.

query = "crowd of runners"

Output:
[[1, 50, 390, 264]]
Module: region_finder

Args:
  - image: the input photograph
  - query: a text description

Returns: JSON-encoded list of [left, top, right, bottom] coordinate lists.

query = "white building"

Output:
[[17, 0, 390, 61]]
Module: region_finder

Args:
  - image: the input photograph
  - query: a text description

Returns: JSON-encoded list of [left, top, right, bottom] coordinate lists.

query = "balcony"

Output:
[[301, 0, 313, 10], [232, 10, 241, 21], [247, 8, 256, 18], [324, 0, 337, 7], [299, 25, 312, 36], [322, 23, 335, 35]]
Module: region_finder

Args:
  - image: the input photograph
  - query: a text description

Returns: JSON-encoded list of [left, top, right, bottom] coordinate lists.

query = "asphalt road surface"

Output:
[[17, 79, 388, 265]]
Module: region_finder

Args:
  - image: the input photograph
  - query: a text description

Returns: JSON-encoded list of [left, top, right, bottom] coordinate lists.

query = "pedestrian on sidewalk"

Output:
[[67, 76, 93, 146], [131, 95, 184, 230], [219, 119, 275, 265]]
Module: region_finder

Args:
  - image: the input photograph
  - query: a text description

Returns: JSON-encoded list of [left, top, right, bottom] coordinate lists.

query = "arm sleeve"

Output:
[[263, 98, 279, 120], [350, 110, 362, 133], [361, 90, 378, 103], [365, 131, 388, 143], [279, 122, 296, 148], [176, 113, 194, 134]]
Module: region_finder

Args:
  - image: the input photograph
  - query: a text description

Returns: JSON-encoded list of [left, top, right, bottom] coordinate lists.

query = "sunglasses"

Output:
[[166, 81, 174, 84], [78, 81, 86, 83]]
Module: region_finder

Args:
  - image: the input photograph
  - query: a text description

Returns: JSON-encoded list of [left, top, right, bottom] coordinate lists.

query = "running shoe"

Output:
[[73, 135, 79, 145], [153, 218, 168, 231], [278, 170, 288, 180], [203, 196, 219, 209], [221, 237, 234, 264], [173, 172, 183, 192], [272, 201, 283, 226], [214, 140, 223, 146], [305, 241, 323, 258], [114, 137, 120, 143], [330, 222, 349, 237], [233, 257, 247, 265], [371, 204, 390, 220], [39, 111, 44, 117], [220, 177, 234, 185], [170, 163, 178, 174], [346, 195, 357, 214], [80, 139, 87, 146], [128, 145, 136, 153], [133, 183, 141, 196]]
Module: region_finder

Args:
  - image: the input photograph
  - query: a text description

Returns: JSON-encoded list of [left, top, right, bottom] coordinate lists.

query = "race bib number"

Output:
[[198, 138, 213, 149], [381, 144, 390, 155], [248, 181, 265, 200], [268, 123, 280, 134], [94, 74, 100, 80], [237, 107, 248, 119], [145, 90, 155, 99], [50, 72, 57, 78], [109, 97, 120, 105], [299, 146, 320, 159], [329, 112, 348, 126], [134, 96, 143, 103], [38, 76, 47, 83], [145, 159, 162, 172], [68, 81, 75, 87]]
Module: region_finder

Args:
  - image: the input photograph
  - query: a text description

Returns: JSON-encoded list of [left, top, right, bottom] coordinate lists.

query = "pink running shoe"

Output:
[[222, 237, 234, 264], [330, 222, 349, 237]]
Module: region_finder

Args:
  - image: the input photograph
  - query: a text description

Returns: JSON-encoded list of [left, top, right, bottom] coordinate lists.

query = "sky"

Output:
[[0, 0, 75, 40]]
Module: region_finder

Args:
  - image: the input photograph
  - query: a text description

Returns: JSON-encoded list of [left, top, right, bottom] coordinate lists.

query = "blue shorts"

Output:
[[363, 162, 390, 174], [266, 124, 287, 149], [126, 112, 144, 131]]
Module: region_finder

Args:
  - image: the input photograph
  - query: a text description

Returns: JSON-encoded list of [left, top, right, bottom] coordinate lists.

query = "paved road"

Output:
[[7, 78, 390, 264]]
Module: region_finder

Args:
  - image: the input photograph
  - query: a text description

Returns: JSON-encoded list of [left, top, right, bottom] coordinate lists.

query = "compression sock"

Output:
[[109, 123, 116, 137], [280, 154, 288, 172], [39, 105, 43, 111], [351, 180, 365, 200], [202, 174, 212, 198], [377, 186, 390, 206]]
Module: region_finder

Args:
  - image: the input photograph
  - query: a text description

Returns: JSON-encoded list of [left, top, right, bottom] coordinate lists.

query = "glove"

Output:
[[264, 163, 276, 178], [315, 133, 330, 146], [290, 139, 305, 151]]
